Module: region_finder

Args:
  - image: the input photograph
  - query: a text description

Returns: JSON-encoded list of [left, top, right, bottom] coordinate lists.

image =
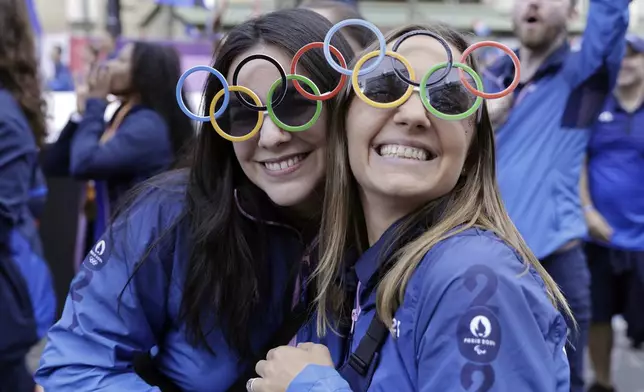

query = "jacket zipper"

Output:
[[344, 281, 362, 363]]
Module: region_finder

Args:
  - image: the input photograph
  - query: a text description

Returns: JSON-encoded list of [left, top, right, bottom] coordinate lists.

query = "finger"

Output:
[[255, 359, 268, 377], [266, 347, 278, 360], [266, 345, 297, 360], [296, 342, 315, 351], [87, 68, 97, 87], [250, 377, 268, 392], [97, 65, 109, 82]]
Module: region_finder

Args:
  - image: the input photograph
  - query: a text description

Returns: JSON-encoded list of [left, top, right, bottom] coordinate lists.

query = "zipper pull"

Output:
[[350, 281, 362, 333]]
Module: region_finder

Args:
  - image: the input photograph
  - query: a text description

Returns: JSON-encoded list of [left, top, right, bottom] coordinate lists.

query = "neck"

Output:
[[360, 190, 416, 246], [519, 33, 567, 82], [120, 93, 140, 106], [282, 190, 323, 238], [615, 82, 644, 112]]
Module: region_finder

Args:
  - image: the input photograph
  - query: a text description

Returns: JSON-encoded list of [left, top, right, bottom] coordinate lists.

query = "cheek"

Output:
[[112, 66, 130, 85], [302, 110, 328, 147], [438, 123, 470, 163], [232, 141, 254, 163], [345, 101, 387, 148]]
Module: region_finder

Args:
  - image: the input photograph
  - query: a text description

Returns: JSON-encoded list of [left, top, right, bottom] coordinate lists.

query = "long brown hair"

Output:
[[0, 0, 47, 147], [314, 23, 573, 335]]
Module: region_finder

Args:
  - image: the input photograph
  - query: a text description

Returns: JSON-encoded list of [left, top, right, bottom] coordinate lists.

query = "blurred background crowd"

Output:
[[1, 0, 643, 391]]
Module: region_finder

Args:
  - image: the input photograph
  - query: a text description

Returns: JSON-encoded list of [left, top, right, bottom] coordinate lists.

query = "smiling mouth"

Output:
[[261, 152, 310, 172], [375, 144, 437, 161]]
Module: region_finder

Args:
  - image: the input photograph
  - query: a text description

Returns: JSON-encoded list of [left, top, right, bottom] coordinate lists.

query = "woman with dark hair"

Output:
[[36, 8, 355, 392], [0, 0, 56, 391], [251, 24, 572, 392], [42, 42, 195, 243]]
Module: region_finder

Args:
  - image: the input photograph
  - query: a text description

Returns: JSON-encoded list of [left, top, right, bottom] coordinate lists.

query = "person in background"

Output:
[[482, 0, 630, 390], [299, 0, 370, 52], [41, 42, 195, 245], [0, 0, 56, 391], [47, 45, 74, 92], [581, 34, 644, 392]]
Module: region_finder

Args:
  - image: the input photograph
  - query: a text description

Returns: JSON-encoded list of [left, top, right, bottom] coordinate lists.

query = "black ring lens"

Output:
[[231, 54, 288, 112], [390, 30, 454, 87]]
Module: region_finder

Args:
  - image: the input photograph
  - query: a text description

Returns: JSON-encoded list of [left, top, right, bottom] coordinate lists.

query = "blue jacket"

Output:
[[0, 88, 56, 343], [63, 98, 174, 240], [36, 171, 346, 391], [587, 96, 644, 251], [47, 62, 75, 92], [482, 0, 630, 259], [287, 227, 570, 392]]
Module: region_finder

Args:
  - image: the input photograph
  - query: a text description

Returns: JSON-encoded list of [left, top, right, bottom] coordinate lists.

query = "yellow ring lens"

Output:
[[351, 50, 416, 109], [209, 85, 264, 142]]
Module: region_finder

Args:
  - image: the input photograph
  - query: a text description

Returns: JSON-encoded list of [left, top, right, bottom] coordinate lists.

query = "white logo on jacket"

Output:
[[470, 315, 492, 338]]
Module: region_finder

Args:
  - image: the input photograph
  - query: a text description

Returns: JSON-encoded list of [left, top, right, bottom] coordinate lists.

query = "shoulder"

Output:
[[0, 89, 32, 138], [418, 228, 523, 279], [407, 227, 562, 327], [110, 169, 188, 238], [128, 106, 168, 128], [407, 228, 551, 312]]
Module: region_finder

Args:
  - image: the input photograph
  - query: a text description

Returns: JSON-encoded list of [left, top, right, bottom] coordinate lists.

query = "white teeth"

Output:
[[378, 144, 431, 161], [264, 154, 305, 171]]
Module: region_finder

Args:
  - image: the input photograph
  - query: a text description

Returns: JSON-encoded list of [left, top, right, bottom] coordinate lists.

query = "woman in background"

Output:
[[42, 42, 195, 245], [0, 0, 56, 391]]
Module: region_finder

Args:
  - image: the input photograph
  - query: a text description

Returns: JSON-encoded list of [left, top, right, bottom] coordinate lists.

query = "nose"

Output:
[[525, 0, 540, 8], [392, 91, 432, 133], [257, 113, 292, 148]]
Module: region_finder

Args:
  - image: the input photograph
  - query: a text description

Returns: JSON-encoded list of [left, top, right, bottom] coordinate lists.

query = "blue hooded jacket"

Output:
[[35, 171, 346, 391], [286, 226, 570, 392], [0, 89, 56, 342], [482, 0, 630, 259]]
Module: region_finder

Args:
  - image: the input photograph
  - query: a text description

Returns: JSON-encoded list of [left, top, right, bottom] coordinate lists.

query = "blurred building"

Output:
[[34, 0, 644, 39]]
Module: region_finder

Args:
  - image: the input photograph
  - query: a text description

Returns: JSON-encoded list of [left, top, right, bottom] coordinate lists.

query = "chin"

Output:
[[371, 180, 434, 202], [263, 185, 316, 208]]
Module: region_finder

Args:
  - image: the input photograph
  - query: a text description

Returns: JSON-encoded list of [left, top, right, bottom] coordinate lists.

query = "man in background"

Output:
[[483, 0, 631, 391], [581, 34, 644, 392]]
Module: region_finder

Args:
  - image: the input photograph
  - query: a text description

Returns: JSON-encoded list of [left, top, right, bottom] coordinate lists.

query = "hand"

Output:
[[87, 64, 112, 100], [34, 385, 44, 392], [585, 208, 613, 242], [250, 343, 334, 392]]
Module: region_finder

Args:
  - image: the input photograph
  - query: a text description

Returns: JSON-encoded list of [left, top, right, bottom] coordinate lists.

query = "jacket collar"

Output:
[[490, 41, 570, 89]]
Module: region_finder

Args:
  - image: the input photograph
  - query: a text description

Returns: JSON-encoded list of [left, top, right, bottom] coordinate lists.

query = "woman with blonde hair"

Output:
[[248, 23, 573, 392]]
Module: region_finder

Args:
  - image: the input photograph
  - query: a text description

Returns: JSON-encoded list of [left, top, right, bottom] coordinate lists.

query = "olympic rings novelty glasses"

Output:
[[175, 19, 521, 142]]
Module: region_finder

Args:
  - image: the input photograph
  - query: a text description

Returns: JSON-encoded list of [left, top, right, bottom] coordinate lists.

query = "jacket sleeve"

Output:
[[35, 191, 179, 391], [0, 120, 35, 247], [413, 236, 570, 392], [562, 0, 630, 89], [286, 365, 352, 392], [69, 98, 170, 180]]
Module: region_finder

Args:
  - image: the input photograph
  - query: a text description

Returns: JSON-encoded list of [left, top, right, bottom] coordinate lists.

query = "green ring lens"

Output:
[[419, 62, 483, 121], [266, 74, 323, 132]]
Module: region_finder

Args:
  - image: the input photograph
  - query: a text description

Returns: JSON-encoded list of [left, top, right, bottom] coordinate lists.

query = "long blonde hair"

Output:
[[313, 23, 573, 335]]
